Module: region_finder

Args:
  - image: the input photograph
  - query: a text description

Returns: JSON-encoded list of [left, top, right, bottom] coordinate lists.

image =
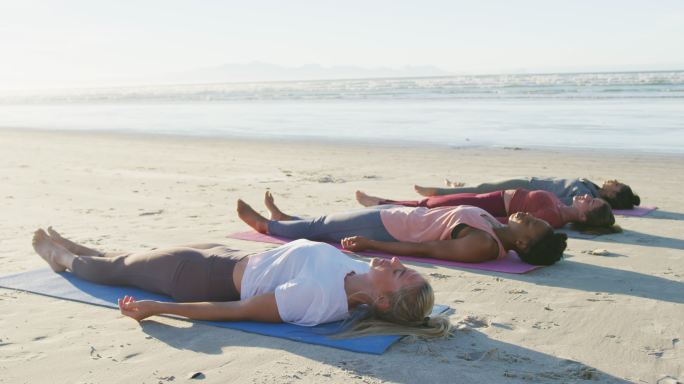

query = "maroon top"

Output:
[[506, 189, 564, 228], [379, 188, 566, 228]]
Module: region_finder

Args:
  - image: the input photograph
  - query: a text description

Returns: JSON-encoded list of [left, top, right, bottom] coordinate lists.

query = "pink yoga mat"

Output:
[[613, 205, 657, 217], [226, 231, 542, 274]]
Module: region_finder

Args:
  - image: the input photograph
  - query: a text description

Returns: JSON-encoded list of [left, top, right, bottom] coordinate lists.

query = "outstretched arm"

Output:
[[118, 293, 282, 323], [341, 233, 499, 263]]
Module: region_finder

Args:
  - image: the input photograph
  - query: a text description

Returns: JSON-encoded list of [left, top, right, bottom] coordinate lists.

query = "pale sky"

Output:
[[1, 0, 683, 90]]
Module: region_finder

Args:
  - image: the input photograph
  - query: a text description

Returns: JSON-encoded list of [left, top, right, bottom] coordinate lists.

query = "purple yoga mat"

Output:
[[226, 231, 542, 274], [612, 205, 657, 217]]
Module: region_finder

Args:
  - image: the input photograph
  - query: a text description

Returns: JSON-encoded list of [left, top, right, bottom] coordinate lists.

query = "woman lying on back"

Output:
[[32, 227, 450, 338], [355, 188, 620, 234], [415, 177, 640, 210], [237, 192, 568, 266]]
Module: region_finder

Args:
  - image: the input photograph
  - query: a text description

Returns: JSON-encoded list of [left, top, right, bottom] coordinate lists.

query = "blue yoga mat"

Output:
[[0, 268, 449, 355]]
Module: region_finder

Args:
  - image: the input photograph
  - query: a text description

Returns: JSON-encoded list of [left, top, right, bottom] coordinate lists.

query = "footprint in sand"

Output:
[[89, 346, 102, 360], [505, 361, 600, 382], [604, 334, 624, 344], [429, 273, 450, 280], [138, 209, 164, 216], [645, 339, 681, 360], [303, 174, 346, 184], [507, 289, 527, 294], [587, 292, 616, 302], [458, 348, 498, 361], [459, 315, 490, 329], [336, 359, 375, 376], [532, 321, 560, 330]]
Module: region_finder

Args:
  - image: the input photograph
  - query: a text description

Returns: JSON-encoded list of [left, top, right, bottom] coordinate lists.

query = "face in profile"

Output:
[[572, 194, 607, 217], [368, 257, 424, 295], [507, 212, 552, 252], [601, 180, 626, 198]]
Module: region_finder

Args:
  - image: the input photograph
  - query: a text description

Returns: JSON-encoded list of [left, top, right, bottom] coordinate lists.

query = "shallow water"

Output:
[[1, 71, 683, 153]]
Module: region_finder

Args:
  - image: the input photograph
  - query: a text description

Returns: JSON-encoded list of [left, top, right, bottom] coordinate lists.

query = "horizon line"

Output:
[[3, 67, 683, 94]]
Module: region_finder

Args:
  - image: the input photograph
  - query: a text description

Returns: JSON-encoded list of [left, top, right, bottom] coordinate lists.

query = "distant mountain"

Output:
[[154, 62, 452, 84]]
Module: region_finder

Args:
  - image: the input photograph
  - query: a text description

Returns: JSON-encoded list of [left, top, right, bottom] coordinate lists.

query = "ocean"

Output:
[[1, 71, 683, 153]]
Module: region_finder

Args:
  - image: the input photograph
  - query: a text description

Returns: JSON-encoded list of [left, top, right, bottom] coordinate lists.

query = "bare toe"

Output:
[[237, 199, 269, 233], [263, 191, 293, 221], [414, 185, 437, 197], [355, 190, 382, 207], [47, 226, 63, 241], [46, 227, 102, 256], [32, 229, 66, 272]]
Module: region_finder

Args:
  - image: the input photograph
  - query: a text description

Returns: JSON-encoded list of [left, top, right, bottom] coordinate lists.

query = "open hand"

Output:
[[341, 236, 372, 252], [118, 295, 158, 322]]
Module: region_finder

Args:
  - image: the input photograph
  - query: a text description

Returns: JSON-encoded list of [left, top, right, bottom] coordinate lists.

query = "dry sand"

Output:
[[0, 129, 682, 383]]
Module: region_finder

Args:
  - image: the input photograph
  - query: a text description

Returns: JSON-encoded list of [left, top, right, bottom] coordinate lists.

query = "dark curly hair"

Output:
[[604, 185, 640, 210], [517, 231, 568, 266], [571, 199, 622, 235]]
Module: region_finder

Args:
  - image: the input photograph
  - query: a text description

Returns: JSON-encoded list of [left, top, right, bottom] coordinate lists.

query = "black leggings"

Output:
[[71, 244, 250, 302]]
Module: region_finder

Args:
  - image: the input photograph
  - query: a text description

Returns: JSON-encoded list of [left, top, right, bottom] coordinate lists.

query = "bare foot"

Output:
[[445, 178, 465, 188], [32, 229, 67, 272], [237, 199, 269, 233], [263, 191, 295, 221], [414, 185, 438, 197], [355, 190, 382, 207], [47, 227, 103, 256]]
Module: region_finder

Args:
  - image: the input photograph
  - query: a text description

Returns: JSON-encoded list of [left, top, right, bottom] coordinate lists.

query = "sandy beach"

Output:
[[0, 128, 682, 383]]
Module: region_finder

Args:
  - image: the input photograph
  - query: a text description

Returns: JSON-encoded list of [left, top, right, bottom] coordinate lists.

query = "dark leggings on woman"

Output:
[[378, 190, 508, 217], [71, 244, 249, 302], [267, 205, 398, 242]]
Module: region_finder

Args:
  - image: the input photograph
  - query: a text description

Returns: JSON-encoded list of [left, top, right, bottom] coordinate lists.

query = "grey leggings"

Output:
[[434, 178, 532, 196], [71, 244, 250, 302], [267, 205, 398, 242]]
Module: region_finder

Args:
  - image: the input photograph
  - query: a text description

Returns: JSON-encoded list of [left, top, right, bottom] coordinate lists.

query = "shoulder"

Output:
[[460, 228, 500, 258]]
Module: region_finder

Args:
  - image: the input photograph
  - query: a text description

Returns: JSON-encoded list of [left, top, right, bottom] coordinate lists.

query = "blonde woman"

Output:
[[32, 228, 450, 338]]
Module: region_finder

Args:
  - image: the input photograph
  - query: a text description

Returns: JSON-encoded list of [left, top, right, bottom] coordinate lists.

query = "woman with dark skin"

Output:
[[237, 192, 568, 266], [355, 189, 620, 233], [415, 177, 640, 210]]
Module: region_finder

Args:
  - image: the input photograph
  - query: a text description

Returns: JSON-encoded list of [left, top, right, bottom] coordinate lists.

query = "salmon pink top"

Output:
[[379, 205, 507, 259], [508, 189, 564, 229]]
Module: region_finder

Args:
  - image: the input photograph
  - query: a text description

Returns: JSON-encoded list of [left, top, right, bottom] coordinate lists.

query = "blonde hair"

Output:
[[334, 281, 452, 339]]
